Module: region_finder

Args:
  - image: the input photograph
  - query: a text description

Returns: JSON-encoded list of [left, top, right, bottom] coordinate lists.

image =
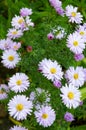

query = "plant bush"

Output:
[[0, 0, 86, 130]]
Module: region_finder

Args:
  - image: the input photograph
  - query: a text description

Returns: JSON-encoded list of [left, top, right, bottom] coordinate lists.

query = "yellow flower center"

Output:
[[74, 73, 79, 80], [71, 12, 76, 17], [67, 92, 74, 99], [16, 80, 22, 85], [18, 18, 24, 24], [12, 31, 18, 35], [80, 31, 84, 35], [16, 104, 24, 111], [73, 41, 78, 46], [8, 55, 14, 61], [50, 68, 57, 74], [42, 113, 48, 119]]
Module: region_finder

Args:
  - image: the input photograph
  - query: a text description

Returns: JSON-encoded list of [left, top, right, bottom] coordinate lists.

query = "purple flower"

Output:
[[74, 53, 84, 61], [55, 7, 64, 16], [64, 112, 74, 122], [20, 8, 32, 17], [79, 101, 83, 106], [53, 80, 61, 88], [47, 33, 54, 40]]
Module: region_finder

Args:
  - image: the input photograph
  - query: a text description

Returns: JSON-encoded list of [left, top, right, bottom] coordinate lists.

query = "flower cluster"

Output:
[[0, 1, 86, 130]]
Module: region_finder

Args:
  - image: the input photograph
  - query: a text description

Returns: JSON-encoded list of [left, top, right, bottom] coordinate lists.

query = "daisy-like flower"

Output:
[[76, 25, 86, 42], [20, 8, 32, 17], [67, 32, 85, 54], [10, 125, 28, 130], [53, 26, 66, 39], [25, 16, 34, 27], [0, 38, 13, 50], [65, 5, 83, 24], [11, 15, 25, 29], [38, 58, 63, 82], [0, 84, 9, 100], [29, 88, 51, 109], [60, 84, 81, 109], [10, 42, 21, 51], [1, 49, 21, 69], [7, 28, 23, 39], [74, 53, 84, 61], [8, 73, 30, 93], [8, 95, 33, 120], [34, 105, 56, 127], [65, 66, 85, 88]]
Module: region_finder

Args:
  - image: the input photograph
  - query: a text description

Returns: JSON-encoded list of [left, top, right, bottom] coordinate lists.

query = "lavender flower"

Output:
[[74, 53, 84, 61], [64, 112, 74, 122]]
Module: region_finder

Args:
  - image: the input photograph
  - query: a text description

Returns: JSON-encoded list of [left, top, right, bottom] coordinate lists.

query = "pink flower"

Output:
[[20, 8, 32, 17], [47, 33, 54, 40]]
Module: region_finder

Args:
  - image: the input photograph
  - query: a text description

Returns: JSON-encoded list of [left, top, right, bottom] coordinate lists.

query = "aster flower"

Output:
[[52, 26, 66, 39], [0, 38, 13, 50], [34, 105, 56, 127], [10, 125, 28, 130], [1, 49, 21, 69], [0, 84, 9, 100], [20, 8, 32, 17], [38, 58, 63, 82], [8, 73, 30, 93], [65, 5, 83, 24], [49, 0, 64, 16], [53, 79, 61, 88], [76, 25, 86, 42], [8, 95, 33, 120], [64, 112, 74, 122], [11, 15, 25, 29], [60, 84, 81, 109], [74, 53, 84, 61], [25, 16, 34, 27], [29, 88, 51, 109], [7, 28, 23, 39], [47, 32, 54, 40], [67, 32, 85, 54], [65, 66, 85, 88], [10, 42, 21, 51]]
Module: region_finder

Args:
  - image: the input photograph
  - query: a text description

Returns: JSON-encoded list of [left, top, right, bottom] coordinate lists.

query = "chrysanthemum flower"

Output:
[[10, 42, 21, 51], [38, 58, 63, 82], [1, 50, 21, 69], [8, 95, 33, 120], [0, 84, 9, 100], [8, 73, 30, 93], [7, 28, 23, 39], [20, 8, 32, 17], [29, 88, 51, 109], [65, 5, 83, 24], [10, 125, 28, 130], [65, 66, 85, 88], [67, 32, 85, 54], [34, 106, 56, 127], [60, 84, 81, 109], [25, 16, 34, 27]]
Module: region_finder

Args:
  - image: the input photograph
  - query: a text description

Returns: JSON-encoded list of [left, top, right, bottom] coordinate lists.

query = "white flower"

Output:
[[10, 125, 28, 130], [7, 28, 23, 39], [34, 106, 56, 127], [11, 15, 25, 29], [8, 95, 33, 120], [76, 25, 86, 42], [60, 84, 81, 109], [29, 88, 51, 109], [65, 5, 83, 24], [10, 42, 21, 51], [1, 49, 21, 69], [38, 58, 63, 82], [0, 38, 13, 50], [25, 16, 34, 27], [65, 66, 85, 88], [67, 32, 85, 54], [8, 73, 30, 93], [53, 26, 66, 39], [0, 84, 9, 100]]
